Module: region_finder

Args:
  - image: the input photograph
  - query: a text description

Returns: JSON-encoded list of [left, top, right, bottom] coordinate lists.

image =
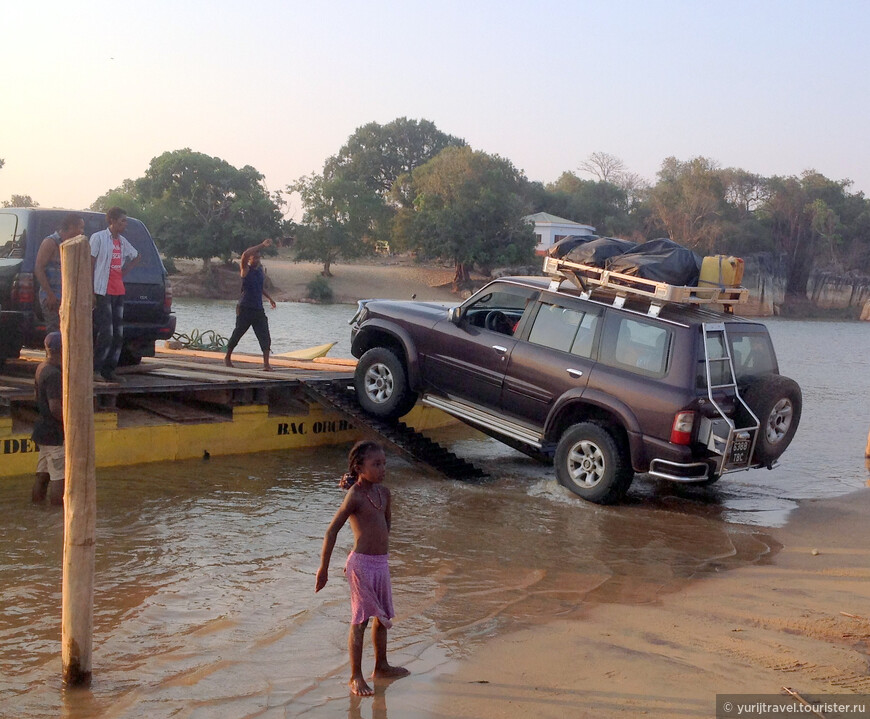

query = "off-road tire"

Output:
[[354, 348, 416, 421], [555, 422, 634, 504], [740, 374, 802, 465]]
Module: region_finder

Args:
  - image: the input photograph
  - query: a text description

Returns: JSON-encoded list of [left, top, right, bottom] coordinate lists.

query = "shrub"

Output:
[[162, 256, 178, 273], [306, 275, 334, 303]]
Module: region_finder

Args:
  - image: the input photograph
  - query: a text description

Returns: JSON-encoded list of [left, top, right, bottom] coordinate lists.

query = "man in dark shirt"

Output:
[[224, 238, 277, 371], [31, 332, 64, 505]]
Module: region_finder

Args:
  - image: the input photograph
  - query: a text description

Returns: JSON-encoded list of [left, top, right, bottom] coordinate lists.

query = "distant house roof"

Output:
[[523, 212, 590, 226]]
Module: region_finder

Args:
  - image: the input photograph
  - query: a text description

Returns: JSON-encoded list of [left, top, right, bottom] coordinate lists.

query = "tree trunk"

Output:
[[451, 261, 469, 293]]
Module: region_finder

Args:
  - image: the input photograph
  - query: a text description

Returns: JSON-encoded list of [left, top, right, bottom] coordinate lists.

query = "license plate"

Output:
[[729, 438, 751, 465]]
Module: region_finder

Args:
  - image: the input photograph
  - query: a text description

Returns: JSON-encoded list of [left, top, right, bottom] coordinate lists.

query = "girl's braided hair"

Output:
[[339, 439, 384, 490]]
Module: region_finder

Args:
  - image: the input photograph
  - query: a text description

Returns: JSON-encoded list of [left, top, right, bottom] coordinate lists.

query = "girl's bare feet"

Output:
[[372, 663, 409, 679], [349, 675, 374, 696]]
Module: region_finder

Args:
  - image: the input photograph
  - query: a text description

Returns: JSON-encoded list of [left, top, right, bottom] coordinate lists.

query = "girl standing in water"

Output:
[[315, 440, 409, 696]]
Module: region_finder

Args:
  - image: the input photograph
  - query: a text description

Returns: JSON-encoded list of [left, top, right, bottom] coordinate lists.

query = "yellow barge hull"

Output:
[[0, 403, 453, 478], [0, 348, 455, 479]]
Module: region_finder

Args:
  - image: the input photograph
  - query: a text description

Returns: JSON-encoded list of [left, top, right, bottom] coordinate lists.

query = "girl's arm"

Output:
[[315, 492, 356, 592], [262, 289, 277, 309], [384, 487, 392, 532]]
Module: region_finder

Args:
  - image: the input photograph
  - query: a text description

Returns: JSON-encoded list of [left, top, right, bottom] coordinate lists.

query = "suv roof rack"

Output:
[[542, 256, 749, 317]]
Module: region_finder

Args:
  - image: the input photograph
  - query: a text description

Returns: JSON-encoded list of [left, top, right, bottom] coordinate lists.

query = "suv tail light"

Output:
[[163, 276, 173, 314], [11, 272, 35, 306], [670, 411, 695, 445]]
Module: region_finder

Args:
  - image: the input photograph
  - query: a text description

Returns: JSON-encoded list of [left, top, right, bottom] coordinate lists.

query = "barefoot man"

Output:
[[224, 238, 276, 371]]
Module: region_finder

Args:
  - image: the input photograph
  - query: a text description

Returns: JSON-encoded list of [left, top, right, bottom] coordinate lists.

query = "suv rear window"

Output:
[[697, 327, 778, 388]]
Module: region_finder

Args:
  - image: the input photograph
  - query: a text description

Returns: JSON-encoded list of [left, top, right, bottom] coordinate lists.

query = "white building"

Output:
[[524, 212, 595, 255]]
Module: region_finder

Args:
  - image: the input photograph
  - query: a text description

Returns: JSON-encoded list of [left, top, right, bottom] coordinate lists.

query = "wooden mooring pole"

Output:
[[60, 236, 96, 685]]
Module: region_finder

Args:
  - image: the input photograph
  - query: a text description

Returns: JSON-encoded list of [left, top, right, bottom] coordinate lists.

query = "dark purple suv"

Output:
[[350, 274, 801, 504]]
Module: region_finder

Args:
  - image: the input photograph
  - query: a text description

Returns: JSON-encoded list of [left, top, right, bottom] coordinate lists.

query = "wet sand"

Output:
[[409, 489, 870, 717]]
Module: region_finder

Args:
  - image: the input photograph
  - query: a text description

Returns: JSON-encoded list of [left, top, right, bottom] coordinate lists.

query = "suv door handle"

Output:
[[567, 368, 584, 378], [492, 345, 508, 354]]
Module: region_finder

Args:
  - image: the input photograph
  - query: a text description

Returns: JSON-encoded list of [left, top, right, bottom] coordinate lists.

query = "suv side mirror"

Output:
[[448, 306, 463, 324]]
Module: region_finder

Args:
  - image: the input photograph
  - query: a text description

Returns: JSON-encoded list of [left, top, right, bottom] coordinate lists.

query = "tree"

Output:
[[405, 147, 536, 289], [578, 151, 626, 183], [648, 156, 727, 253], [540, 172, 635, 237], [132, 149, 283, 268], [90, 179, 148, 219], [2, 194, 39, 208], [290, 173, 386, 277], [324, 117, 466, 201]]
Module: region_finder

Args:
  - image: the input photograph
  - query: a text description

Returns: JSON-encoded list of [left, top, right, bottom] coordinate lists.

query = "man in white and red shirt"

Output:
[[90, 207, 139, 382]]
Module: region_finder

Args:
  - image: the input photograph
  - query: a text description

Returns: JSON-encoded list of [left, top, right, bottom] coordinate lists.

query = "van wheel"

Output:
[[555, 422, 633, 504], [355, 348, 417, 421], [741, 375, 802, 465], [118, 344, 144, 367]]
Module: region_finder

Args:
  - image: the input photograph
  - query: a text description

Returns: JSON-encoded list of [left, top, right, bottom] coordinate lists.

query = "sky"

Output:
[[2, 0, 868, 219]]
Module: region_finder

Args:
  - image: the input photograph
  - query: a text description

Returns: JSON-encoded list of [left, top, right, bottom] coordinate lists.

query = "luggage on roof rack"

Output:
[[542, 255, 749, 313]]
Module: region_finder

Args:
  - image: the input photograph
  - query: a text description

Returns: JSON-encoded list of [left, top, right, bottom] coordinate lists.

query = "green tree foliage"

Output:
[[290, 174, 386, 277], [90, 179, 148, 218], [539, 172, 636, 237], [405, 147, 536, 289], [324, 117, 466, 200], [2, 194, 39, 208], [96, 149, 283, 268], [648, 156, 727, 253]]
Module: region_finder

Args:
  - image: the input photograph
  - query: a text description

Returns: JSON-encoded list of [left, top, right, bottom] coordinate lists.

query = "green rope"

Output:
[[172, 328, 229, 352]]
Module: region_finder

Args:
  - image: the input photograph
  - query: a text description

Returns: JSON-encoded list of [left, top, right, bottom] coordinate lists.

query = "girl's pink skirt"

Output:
[[344, 552, 395, 627]]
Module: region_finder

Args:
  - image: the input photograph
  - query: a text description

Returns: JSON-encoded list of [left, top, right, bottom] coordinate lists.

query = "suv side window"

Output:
[[463, 285, 538, 334], [528, 302, 599, 358], [601, 315, 670, 376]]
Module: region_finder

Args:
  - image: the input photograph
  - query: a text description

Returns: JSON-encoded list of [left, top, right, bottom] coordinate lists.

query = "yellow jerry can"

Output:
[[699, 255, 745, 288]]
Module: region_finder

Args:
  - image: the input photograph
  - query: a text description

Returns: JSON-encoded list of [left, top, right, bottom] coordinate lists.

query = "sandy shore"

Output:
[[171, 255, 475, 304], [406, 489, 870, 717]]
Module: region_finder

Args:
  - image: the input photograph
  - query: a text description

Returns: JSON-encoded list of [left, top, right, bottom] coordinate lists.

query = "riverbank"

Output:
[[170, 255, 477, 304], [400, 488, 870, 717]]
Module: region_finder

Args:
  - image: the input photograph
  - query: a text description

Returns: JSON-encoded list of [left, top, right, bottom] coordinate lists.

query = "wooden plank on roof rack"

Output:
[[542, 256, 749, 305]]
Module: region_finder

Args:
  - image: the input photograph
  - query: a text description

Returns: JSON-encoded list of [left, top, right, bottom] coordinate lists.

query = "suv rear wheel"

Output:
[[741, 375, 802, 465], [555, 422, 634, 504], [355, 348, 417, 421]]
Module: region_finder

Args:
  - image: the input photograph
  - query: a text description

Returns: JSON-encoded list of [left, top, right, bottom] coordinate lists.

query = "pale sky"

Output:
[[2, 0, 868, 218]]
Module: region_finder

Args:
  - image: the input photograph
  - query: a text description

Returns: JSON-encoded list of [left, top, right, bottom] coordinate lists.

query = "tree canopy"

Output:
[[2, 194, 39, 208], [290, 173, 387, 276], [94, 149, 283, 267], [403, 146, 536, 288], [323, 117, 466, 201]]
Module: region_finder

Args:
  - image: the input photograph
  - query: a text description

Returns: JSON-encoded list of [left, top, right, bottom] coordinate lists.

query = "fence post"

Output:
[[59, 235, 96, 685]]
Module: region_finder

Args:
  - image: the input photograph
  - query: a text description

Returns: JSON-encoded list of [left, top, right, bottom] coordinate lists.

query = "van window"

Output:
[[601, 316, 670, 375], [0, 213, 17, 255]]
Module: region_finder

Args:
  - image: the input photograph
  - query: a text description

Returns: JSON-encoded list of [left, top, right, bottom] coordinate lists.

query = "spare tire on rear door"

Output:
[[740, 375, 802, 465]]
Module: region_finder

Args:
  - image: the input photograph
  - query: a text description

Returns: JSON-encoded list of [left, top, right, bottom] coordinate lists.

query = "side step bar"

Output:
[[421, 394, 544, 448], [300, 380, 487, 481]]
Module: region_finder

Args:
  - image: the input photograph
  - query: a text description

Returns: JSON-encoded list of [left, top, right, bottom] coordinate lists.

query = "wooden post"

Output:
[[60, 235, 96, 686]]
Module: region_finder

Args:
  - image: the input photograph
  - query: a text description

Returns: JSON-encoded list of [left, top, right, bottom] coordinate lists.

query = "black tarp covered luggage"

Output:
[[547, 234, 598, 259], [563, 237, 637, 267], [606, 238, 702, 286]]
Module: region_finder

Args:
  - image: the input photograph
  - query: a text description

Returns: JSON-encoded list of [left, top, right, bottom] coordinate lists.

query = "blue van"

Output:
[[0, 208, 176, 364]]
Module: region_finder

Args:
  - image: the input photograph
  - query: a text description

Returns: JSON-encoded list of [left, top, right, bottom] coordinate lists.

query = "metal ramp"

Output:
[[300, 379, 488, 481]]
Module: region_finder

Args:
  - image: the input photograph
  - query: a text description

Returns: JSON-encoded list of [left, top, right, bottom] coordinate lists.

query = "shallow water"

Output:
[[1, 305, 868, 717]]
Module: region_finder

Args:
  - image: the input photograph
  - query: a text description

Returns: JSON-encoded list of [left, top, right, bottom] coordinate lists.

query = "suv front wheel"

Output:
[[555, 422, 634, 504], [355, 348, 417, 421]]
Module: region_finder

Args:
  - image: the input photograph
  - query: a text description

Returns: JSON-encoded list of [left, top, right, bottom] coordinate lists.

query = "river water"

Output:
[[2, 300, 868, 718]]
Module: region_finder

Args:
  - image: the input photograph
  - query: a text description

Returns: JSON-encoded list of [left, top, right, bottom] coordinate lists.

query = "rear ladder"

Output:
[[700, 323, 760, 474]]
